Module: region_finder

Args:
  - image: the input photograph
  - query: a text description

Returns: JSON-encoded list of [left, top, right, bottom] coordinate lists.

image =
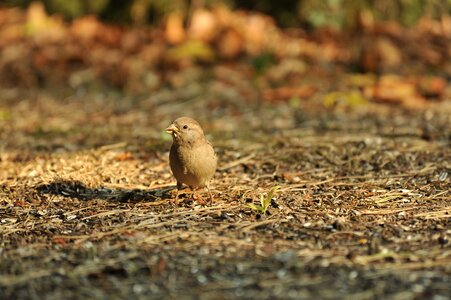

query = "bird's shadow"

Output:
[[36, 180, 175, 203]]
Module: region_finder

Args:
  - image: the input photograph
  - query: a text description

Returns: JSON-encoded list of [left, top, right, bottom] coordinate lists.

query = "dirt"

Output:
[[0, 84, 450, 299]]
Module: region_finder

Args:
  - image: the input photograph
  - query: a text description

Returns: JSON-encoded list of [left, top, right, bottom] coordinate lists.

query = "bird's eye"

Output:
[[183, 125, 188, 129]]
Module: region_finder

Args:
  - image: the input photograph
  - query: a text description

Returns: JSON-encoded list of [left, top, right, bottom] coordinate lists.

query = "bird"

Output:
[[165, 117, 217, 203]]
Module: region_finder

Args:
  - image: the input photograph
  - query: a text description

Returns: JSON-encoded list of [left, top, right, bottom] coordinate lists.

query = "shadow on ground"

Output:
[[36, 180, 175, 202]]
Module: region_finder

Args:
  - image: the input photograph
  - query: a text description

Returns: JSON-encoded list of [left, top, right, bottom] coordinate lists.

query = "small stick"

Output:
[[218, 154, 255, 171]]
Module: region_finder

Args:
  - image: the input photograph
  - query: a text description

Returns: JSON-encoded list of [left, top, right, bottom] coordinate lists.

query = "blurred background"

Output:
[[0, 0, 449, 149], [2, 0, 449, 26], [0, 0, 449, 97]]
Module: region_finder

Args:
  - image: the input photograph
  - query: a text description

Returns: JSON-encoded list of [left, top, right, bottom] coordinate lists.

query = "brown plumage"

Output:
[[165, 117, 217, 202]]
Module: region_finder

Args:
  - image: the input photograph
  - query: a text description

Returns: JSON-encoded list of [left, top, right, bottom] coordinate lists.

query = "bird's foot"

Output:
[[194, 193, 207, 206], [171, 186, 192, 205], [189, 188, 207, 206]]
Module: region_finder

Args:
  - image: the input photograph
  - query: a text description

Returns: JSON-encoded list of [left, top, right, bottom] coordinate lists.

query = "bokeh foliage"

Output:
[[2, 0, 450, 27]]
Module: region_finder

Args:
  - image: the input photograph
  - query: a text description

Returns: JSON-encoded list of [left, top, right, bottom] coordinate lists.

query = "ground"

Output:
[[0, 78, 450, 299]]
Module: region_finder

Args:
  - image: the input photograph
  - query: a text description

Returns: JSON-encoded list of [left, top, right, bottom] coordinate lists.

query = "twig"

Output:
[[219, 154, 255, 171], [358, 207, 418, 215], [238, 218, 284, 232]]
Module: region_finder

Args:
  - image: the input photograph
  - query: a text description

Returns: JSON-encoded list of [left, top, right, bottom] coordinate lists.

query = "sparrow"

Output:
[[165, 117, 217, 203]]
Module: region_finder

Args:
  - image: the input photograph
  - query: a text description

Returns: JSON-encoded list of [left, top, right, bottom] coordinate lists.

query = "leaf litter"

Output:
[[0, 87, 449, 299]]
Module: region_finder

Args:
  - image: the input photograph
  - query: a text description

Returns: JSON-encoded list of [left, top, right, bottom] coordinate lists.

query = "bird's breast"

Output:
[[169, 143, 217, 187]]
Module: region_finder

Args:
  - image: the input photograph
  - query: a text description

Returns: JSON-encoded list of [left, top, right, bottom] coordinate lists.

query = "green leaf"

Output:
[[260, 186, 279, 214], [323, 91, 368, 107], [247, 204, 260, 212], [252, 52, 274, 76], [247, 186, 279, 215]]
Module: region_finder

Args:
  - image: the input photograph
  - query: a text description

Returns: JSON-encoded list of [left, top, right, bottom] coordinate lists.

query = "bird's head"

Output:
[[165, 117, 206, 146]]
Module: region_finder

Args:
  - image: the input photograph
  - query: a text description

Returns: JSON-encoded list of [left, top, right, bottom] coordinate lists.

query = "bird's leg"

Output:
[[191, 186, 208, 206], [177, 182, 184, 190], [191, 186, 199, 200], [205, 183, 213, 204], [174, 182, 184, 204], [174, 189, 180, 203]]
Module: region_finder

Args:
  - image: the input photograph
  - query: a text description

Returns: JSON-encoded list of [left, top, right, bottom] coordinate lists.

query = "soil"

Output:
[[0, 83, 450, 299]]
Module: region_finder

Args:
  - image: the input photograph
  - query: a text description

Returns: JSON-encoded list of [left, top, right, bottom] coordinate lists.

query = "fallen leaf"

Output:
[[165, 12, 186, 45], [189, 9, 218, 42], [419, 76, 446, 99], [217, 28, 243, 59], [52, 237, 67, 247], [167, 40, 215, 63], [115, 152, 133, 161]]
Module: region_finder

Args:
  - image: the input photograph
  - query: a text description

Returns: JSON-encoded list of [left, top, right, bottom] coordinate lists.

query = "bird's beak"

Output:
[[165, 124, 178, 136]]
